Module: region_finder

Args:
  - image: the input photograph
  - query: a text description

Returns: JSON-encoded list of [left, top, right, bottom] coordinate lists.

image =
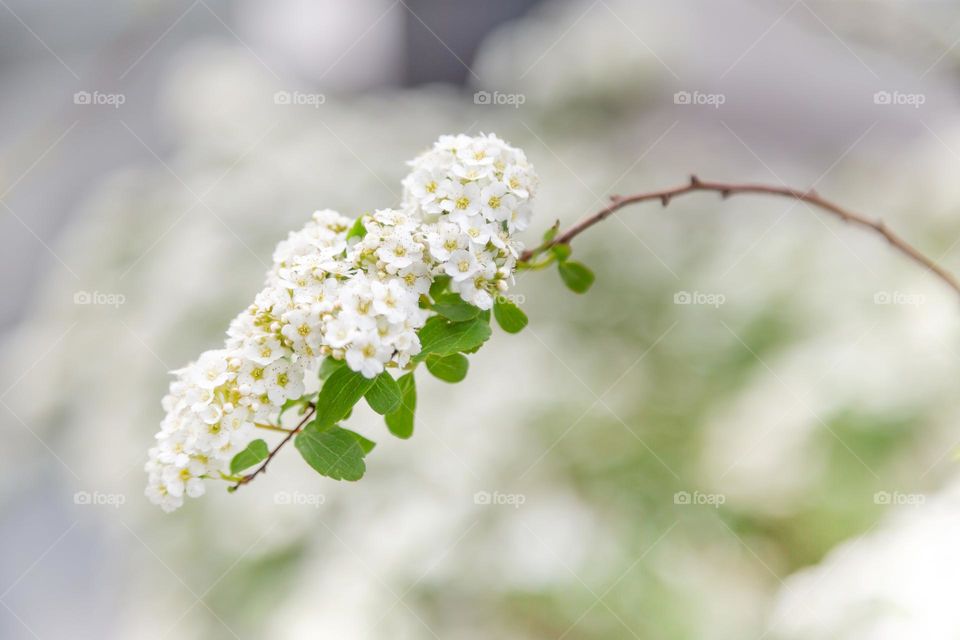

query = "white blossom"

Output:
[[147, 132, 537, 511]]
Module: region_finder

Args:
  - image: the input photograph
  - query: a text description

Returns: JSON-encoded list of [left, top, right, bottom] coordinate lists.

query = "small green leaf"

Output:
[[416, 316, 492, 360], [295, 426, 367, 481], [542, 221, 560, 243], [432, 292, 481, 321], [493, 297, 529, 333], [429, 275, 452, 300], [312, 366, 376, 431], [558, 261, 595, 293], [318, 357, 345, 381], [551, 243, 572, 262], [345, 216, 367, 241], [385, 372, 416, 439], [425, 353, 469, 383], [230, 439, 269, 474], [365, 372, 401, 415], [350, 431, 377, 454]]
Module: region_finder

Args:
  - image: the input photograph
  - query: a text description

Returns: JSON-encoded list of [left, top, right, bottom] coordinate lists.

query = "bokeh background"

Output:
[[4, 1, 960, 638]]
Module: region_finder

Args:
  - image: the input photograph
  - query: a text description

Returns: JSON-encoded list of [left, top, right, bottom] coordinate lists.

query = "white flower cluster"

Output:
[[404, 133, 535, 308], [147, 133, 537, 511]]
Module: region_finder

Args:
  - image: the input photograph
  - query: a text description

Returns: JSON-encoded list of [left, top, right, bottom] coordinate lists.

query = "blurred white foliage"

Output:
[[473, 0, 687, 108], [236, 0, 404, 88], [769, 478, 960, 640], [4, 0, 960, 636]]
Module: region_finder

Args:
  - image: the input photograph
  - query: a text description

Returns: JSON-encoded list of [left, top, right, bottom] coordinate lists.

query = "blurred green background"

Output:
[[3, 1, 960, 638]]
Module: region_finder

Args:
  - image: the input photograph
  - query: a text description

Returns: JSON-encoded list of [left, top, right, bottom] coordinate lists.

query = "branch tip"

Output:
[[522, 176, 960, 299]]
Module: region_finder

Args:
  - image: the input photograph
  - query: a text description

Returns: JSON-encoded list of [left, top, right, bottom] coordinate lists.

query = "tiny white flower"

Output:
[[444, 249, 480, 282], [439, 181, 481, 220], [345, 336, 391, 378], [426, 221, 467, 261], [458, 215, 496, 247]]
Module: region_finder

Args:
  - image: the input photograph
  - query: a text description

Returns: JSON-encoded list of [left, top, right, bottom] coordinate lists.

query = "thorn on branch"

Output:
[[660, 195, 671, 206], [689, 174, 701, 186], [720, 189, 731, 199]]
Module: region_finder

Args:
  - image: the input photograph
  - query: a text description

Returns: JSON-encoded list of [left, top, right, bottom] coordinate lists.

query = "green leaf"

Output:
[[350, 431, 377, 454], [542, 221, 560, 243], [432, 292, 481, 321], [230, 439, 269, 474], [415, 316, 491, 360], [551, 243, 572, 262], [493, 297, 529, 333], [318, 357, 345, 381], [295, 426, 367, 481], [312, 366, 376, 431], [558, 261, 595, 293], [345, 216, 367, 241], [385, 372, 416, 439], [429, 275, 451, 300], [425, 353, 469, 383], [365, 372, 401, 415]]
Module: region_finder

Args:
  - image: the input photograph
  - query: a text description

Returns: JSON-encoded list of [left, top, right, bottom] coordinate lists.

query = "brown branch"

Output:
[[520, 175, 960, 297], [231, 404, 315, 491]]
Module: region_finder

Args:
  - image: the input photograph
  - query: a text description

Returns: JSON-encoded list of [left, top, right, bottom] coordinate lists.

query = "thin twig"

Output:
[[231, 404, 316, 491], [520, 175, 960, 297]]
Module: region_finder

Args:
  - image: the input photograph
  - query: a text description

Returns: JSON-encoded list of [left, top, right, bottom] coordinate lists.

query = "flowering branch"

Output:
[[148, 134, 960, 513], [520, 175, 960, 297]]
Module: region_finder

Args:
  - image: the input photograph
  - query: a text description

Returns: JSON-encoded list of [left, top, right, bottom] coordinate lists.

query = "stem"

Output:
[[231, 404, 316, 491], [520, 175, 960, 297], [255, 423, 294, 433]]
